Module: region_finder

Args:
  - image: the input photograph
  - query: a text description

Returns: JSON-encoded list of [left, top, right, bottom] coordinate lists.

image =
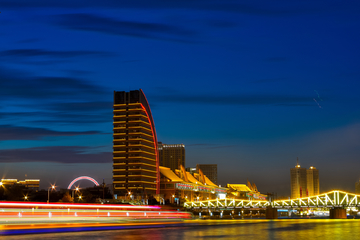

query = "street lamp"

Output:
[[125, 191, 132, 200], [47, 185, 55, 203], [72, 187, 80, 200], [24, 195, 28, 201], [78, 195, 82, 202]]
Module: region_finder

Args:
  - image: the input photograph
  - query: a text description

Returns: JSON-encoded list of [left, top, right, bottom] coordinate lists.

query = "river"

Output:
[[1, 219, 358, 240]]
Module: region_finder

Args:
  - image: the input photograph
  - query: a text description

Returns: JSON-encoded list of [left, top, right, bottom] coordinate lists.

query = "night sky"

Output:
[[0, 0, 359, 197]]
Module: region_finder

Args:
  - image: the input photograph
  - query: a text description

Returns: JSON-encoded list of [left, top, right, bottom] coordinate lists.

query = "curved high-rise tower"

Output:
[[113, 90, 159, 197]]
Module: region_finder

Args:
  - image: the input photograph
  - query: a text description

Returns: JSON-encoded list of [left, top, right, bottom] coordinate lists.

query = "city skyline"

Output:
[[0, 1, 360, 196]]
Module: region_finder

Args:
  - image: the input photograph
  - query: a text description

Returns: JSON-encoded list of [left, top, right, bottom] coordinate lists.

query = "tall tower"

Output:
[[290, 159, 307, 199], [113, 90, 159, 197], [307, 166, 319, 196], [158, 142, 185, 171]]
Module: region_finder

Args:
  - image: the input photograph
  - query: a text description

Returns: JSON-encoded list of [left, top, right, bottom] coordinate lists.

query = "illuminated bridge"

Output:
[[184, 190, 360, 209]]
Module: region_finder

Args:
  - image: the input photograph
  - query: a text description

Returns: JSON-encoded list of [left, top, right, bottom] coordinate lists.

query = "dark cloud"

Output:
[[0, 67, 108, 101], [1, 0, 352, 15], [0, 65, 111, 125], [1, 0, 355, 16], [0, 146, 111, 163], [0, 125, 103, 141], [0, 49, 112, 58], [0, 111, 112, 125], [52, 13, 196, 42], [150, 93, 313, 106]]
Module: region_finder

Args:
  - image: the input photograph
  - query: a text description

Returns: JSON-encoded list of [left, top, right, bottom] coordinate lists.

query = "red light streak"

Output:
[[0, 201, 160, 209]]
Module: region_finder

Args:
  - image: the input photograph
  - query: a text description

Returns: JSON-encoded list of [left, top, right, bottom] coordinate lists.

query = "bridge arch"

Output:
[[67, 176, 99, 189]]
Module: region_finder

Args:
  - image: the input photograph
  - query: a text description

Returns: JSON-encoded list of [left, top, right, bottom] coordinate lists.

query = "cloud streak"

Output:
[[0, 125, 103, 141], [2, 0, 354, 16], [52, 13, 196, 42], [0, 67, 108, 101], [0, 49, 112, 58], [0, 146, 111, 163]]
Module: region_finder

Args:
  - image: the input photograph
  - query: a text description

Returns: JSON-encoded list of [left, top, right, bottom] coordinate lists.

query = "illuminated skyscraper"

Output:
[[290, 160, 320, 198], [113, 90, 159, 197], [158, 142, 185, 171], [307, 166, 319, 196], [290, 161, 307, 199]]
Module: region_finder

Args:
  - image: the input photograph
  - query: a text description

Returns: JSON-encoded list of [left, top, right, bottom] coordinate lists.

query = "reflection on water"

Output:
[[1, 219, 358, 240]]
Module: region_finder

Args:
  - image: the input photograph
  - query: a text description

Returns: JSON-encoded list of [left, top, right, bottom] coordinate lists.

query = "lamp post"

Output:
[[72, 187, 80, 201], [0, 182, 4, 198], [47, 185, 55, 203], [125, 191, 132, 200]]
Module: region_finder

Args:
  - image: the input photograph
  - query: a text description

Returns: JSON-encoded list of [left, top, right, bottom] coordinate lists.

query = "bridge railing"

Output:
[[184, 190, 360, 209]]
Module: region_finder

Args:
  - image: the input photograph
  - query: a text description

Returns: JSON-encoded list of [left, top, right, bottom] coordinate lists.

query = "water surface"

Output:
[[1, 219, 358, 240]]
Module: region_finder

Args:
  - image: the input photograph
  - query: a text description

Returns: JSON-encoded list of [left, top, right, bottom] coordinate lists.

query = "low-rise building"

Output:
[[160, 165, 226, 204], [0, 179, 40, 190], [227, 182, 267, 200]]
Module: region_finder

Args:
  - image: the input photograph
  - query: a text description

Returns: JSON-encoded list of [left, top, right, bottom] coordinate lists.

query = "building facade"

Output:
[[227, 184, 267, 200], [160, 165, 226, 204], [291, 162, 320, 199], [290, 163, 307, 199], [0, 179, 40, 190], [306, 166, 319, 196], [158, 142, 185, 171], [113, 90, 159, 197], [196, 164, 218, 185]]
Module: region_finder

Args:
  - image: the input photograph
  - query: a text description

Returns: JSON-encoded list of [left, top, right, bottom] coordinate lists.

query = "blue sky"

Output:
[[0, 0, 359, 196]]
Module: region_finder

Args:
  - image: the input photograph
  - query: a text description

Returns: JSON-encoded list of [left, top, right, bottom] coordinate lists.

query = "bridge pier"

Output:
[[265, 207, 278, 219], [329, 208, 346, 219]]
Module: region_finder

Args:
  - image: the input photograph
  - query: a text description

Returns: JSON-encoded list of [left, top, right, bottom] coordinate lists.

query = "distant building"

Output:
[[290, 160, 320, 199], [0, 179, 40, 190], [196, 164, 218, 185], [356, 180, 360, 194], [227, 183, 267, 200], [159, 165, 226, 203], [185, 167, 197, 174], [290, 162, 307, 199], [307, 166, 319, 196], [158, 142, 185, 171], [113, 90, 159, 197]]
